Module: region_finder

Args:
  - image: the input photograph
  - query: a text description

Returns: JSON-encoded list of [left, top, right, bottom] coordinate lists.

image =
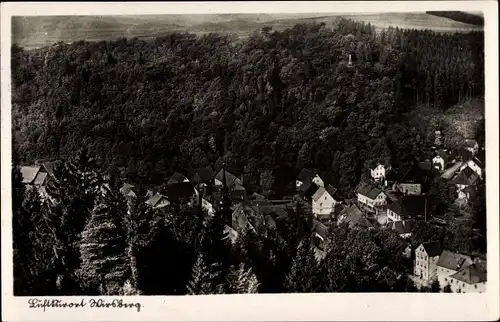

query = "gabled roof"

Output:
[[400, 164, 429, 184], [436, 250, 472, 271], [458, 147, 473, 161], [387, 195, 431, 219], [470, 156, 484, 169], [441, 161, 464, 180], [452, 170, 478, 186], [421, 241, 442, 257], [299, 180, 320, 198], [215, 169, 242, 188], [21, 166, 41, 184], [311, 219, 329, 240], [355, 182, 383, 200], [338, 204, 370, 228], [326, 184, 344, 201], [120, 183, 137, 198], [462, 166, 477, 180], [250, 192, 266, 200], [450, 262, 487, 285], [167, 171, 189, 185], [223, 224, 239, 243], [146, 193, 167, 207], [387, 220, 415, 235], [297, 168, 314, 183], [33, 171, 48, 186], [187, 167, 214, 184], [312, 187, 327, 202], [42, 161, 62, 178]]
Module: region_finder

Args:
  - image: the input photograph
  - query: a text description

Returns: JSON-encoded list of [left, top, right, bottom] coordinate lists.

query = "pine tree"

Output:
[[227, 263, 260, 294], [284, 239, 322, 293], [187, 253, 224, 295], [77, 186, 131, 295]]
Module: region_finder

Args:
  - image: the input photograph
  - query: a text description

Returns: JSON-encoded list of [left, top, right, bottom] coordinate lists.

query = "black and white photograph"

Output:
[[1, 1, 499, 321]]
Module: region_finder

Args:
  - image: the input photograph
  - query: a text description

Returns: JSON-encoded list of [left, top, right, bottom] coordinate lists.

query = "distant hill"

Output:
[[426, 11, 484, 26], [12, 12, 483, 50]]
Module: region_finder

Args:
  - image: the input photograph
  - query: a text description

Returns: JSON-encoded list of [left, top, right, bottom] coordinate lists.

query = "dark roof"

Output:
[[42, 161, 62, 178], [471, 156, 484, 168], [436, 250, 472, 271], [462, 166, 477, 179], [187, 167, 214, 184], [215, 169, 242, 188], [338, 204, 370, 228], [355, 182, 383, 200], [400, 164, 430, 184], [418, 161, 433, 172], [421, 241, 442, 257], [450, 262, 487, 284], [164, 182, 195, 200], [326, 184, 344, 201], [299, 181, 320, 198], [452, 171, 478, 186], [385, 168, 400, 181], [387, 195, 431, 219], [297, 168, 314, 183], [387, 220, 415, 235], [167, 172, 189, 185], [311, 219, 329, 240], [250, 192, 266, 200], [458, 147, 473, 161]]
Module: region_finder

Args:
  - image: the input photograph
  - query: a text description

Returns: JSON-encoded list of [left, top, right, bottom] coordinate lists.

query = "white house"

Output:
[[436, 250, 473, 291], [414, 241, 442, 283], [432, 150, 449, 172], [355, 183, 387, 209], [311, 185, 343, 217], [464, 139, 479, 156], [460, 158, 483, 179], [296, 168, 324, 190], [447, 262, 487, 293], [370, 163, 388, 182]]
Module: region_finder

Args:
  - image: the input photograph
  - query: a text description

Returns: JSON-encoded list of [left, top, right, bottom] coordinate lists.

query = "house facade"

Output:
[[448, 263, 487, 293], [464, 139, 479, 156], [432, 150, 449, 172], [311, 185, 343, 217], [436, 250, 473, 291], [356, 183, 387, 209], [414, 241, 442, 283], [370, 163, 387, 182], [460, 158, 483, 179]]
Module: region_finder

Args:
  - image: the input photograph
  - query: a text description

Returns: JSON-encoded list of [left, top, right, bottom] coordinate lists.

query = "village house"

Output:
[[145, 192, 170, 209], [215, 169, 243, 189], [447, 261, 487, 293], [460, 157, 484, 179], [452, 167, 479, 201], [385, 219, 415, 239], [369, 162, 391, 183], [296, 168, 324, 190], [436, 250, 473, 291], [396, 164, 431, 195], [311, 184, 344, 217], [337, 203, 373, 229], [355, 182, 387, 210], [432, 149, 450, 172], [166, 171, 190, 185], [414, 241, 442, 283], [387, 195, 432, 222], [120, 183, 137, 199], [464, 139, 479, 156]]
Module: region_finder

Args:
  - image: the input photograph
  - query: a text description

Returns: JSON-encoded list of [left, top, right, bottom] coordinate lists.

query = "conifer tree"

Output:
[[77, 186, 132, 295], [284, 239, 322, 293], [227, 262, 260, 294], [187, 253, 224, 295]]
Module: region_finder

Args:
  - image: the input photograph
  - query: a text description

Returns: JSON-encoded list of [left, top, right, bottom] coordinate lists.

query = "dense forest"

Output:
[[426, 11, 484, 26], [12, 18, 485, 295], [12, 18, 484, 197]]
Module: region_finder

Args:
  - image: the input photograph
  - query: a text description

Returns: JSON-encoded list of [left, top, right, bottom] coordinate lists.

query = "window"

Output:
[[474, 285, 477, 289], [325, 196, 327, 200], [445, 278, 448, 282]]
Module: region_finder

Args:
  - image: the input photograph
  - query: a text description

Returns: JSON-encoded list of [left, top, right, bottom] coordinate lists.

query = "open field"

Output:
[[12, 12, 483, 50]]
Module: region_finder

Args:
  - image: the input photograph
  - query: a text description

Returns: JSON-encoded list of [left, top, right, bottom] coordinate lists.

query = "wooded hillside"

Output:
[[11, 18, 484, 197]]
